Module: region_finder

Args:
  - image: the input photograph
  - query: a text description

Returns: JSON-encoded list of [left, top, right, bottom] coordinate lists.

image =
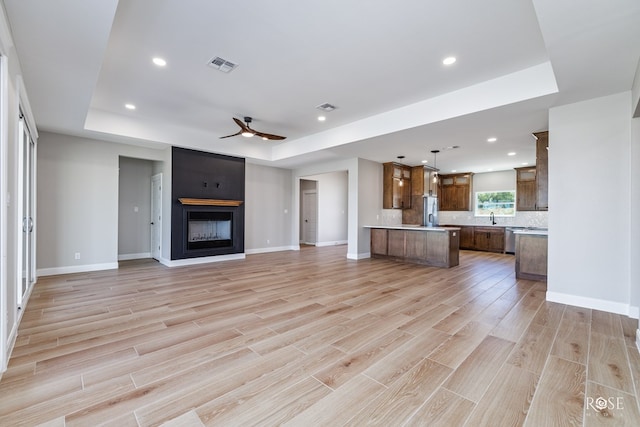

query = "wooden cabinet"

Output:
[[387, 229, 406, 257], [473, 227, 505, 253], [459, 226, 475, 249], [515, 166, 537, 211], [369, 227, 459, 268], [439, 173, 473, 211], [383, 162, 411, 209], [533, 131, 548, 210], [370, 228, 388, 255], [515, 233, 547, 280]]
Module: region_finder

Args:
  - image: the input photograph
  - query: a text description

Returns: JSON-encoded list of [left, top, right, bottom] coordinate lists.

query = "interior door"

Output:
[[302, 190, 317, 245], [18, 112, 36, 308], [150, 173, 162, 260]]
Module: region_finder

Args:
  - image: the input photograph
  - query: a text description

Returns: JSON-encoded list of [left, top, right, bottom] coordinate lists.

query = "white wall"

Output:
[[245, 162, 294, 253], [303, 171, 348, 246], [37, 132, 166, 275], [548, 92, 634, 315], [630, 115, 640, 317], [118, 156, 153, 259]]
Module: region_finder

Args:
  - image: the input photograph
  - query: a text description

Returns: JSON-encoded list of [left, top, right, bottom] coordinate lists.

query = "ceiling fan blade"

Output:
[[219, 130, 242, 139], [254, 131, 286, 141], [220, 117, 285, 140], [233, 117, 251, 133]]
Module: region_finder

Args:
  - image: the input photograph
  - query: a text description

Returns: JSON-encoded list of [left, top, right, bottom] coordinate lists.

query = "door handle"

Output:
[[150, 222, 155, 225], [22, 217, 33, 232], [305, 219, 308, 222]]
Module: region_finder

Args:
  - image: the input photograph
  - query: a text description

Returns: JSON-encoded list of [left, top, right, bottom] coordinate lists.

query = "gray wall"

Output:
[[244, 162, 294, 252], [303, 171, 348, 246], [37, 132, 166, 274], [548, 91, 635, 315], [118, 156, 153, 259]]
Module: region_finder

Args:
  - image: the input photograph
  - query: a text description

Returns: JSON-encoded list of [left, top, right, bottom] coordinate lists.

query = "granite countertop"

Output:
[[364, 224, 461, 232]]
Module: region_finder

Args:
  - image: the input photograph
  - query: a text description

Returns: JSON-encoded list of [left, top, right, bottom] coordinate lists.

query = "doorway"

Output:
[[301, 189, 318, 245]]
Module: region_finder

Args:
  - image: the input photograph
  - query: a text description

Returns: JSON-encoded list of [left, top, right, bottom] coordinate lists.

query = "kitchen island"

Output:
[[365, 225, 461, 268], [514, 229, 548, 280]]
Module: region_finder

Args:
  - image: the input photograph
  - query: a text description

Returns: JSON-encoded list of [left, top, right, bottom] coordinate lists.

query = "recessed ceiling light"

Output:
[[487, 137, 497, 143], [507, 152, 516, 156], [125, 103, 136, 110], [451, 170, 457, 173], [443, 56, 456, 65], [522, 162, 529, 165], [152, 57, 167, 67], [488, 168, 493, 172], [318, 116, 326, 122], [421, 160, 428, 164]]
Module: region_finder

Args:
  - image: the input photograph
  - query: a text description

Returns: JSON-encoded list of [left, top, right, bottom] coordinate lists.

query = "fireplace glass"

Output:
[[186, 211, 233, 250]]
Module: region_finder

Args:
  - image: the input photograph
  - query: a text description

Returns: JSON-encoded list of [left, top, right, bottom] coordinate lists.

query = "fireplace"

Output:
[[186, 211, 232, 250], [170, 147, 245, 260], [172, 200, 244, 260]]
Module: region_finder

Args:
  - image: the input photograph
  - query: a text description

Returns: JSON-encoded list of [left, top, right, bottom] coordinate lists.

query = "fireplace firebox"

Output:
[[187, 211, 232, 250], [172, 203, 244, 260]]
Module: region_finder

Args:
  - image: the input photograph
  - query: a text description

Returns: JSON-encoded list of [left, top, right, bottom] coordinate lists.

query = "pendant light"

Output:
[[431, 150, 440, 184]]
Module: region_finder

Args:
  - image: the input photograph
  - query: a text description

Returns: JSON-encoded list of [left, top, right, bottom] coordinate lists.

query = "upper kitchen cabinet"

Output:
[[533, 131, 549, 210], [439, 172, 473, 211], [515, 166, 537, 211], [383, 162, 411, 209]]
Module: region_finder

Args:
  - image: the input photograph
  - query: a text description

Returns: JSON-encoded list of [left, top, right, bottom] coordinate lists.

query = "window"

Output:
[[475, 191, 515, 217]]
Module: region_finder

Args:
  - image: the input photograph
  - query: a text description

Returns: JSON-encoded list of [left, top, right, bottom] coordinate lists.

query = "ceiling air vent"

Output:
[[316, 103, 337, 112], [208, 56, 238, 73]]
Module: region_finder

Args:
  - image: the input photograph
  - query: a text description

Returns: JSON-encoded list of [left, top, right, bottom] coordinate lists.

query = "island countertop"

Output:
[[364, 225, 461, 232], [367, 225, 460, 268]]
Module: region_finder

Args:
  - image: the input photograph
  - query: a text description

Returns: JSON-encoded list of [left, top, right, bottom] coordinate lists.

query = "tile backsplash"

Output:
[[439, 210, 548, 228], [379, 209, 403, 225], [378, 209, 548, 228]]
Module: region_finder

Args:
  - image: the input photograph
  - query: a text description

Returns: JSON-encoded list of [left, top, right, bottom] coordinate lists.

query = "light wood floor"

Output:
[[1, 246, 639, 426]]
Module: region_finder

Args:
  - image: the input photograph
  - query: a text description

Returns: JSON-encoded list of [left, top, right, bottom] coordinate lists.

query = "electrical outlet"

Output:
[[74, 252, 80, 260], [267, 239, 270, 244]]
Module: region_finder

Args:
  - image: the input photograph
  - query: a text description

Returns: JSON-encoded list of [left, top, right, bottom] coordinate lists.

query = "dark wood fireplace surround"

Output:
[[171, 147, 245, 260]]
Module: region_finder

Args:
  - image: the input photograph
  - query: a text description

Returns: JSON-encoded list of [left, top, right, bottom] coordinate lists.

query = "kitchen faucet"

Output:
[[490, 212, 497, 225]]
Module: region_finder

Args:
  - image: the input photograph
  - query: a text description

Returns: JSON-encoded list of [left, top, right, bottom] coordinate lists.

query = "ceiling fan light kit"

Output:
[[220, 116, 286, 141]]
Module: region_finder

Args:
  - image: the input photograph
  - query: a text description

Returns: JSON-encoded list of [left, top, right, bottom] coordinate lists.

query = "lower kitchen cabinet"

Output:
[[443, 225, 505, 253], [370, 228, 388, 255], [474, 227, 505, 253], [515, 233, 547, 280], [459, 226, 475, 249], [368, 227, 460, 268]]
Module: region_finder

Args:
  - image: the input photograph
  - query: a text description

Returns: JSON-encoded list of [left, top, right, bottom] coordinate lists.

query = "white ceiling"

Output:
[[3, 0, 640, 172]]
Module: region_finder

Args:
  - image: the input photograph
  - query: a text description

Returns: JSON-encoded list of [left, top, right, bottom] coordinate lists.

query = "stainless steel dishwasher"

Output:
[[504, 227, 525, 254]]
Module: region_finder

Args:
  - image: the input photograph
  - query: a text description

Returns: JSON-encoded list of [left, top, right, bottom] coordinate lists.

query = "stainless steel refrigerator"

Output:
[[423, 196, 439, 227]]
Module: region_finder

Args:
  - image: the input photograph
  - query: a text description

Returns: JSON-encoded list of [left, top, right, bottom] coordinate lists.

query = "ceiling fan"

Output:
[[220, 117, 286, 141]]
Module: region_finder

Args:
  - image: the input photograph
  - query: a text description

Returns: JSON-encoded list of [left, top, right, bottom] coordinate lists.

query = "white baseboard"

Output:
[[37, 262, 119, 277], [118, 252, 151, 261], [159, 253, 246, 267], [315, 240, 348, 247], [546, 291, 634, 317], [636, 329, 640, 355], [348, 251, 371, 260], [245, 245, 299, 254]]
